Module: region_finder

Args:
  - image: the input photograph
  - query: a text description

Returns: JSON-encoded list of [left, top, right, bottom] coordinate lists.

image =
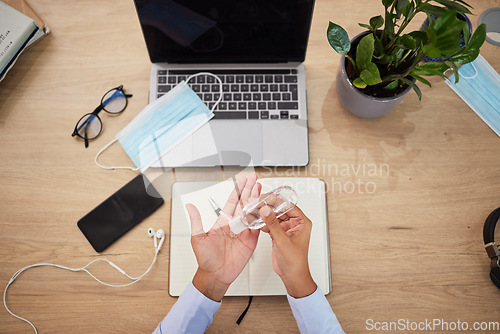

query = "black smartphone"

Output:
[[77, 174, 164, 252]]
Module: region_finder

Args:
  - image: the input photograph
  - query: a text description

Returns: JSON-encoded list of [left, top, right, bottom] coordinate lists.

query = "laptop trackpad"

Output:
[[194, 121, 263, 166]]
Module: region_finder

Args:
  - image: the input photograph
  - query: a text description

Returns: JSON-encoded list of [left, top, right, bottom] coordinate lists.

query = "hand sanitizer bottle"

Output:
[[228, 186, 298, 234]]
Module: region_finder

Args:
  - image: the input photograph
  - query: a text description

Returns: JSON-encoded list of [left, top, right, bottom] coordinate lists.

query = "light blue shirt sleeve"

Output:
[[154, 283, 343, 334], [287, 286, 345, 334], [153, 282, 221, 334]]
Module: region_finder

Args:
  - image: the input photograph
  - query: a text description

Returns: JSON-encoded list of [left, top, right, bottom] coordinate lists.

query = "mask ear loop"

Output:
[[460, 62, 478, 80], [445, 61, 478, 84], [95, 138, 139, 171], [185, 72, 223, 112]]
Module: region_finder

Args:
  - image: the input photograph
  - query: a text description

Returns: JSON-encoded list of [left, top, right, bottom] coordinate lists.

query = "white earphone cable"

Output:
[[3, 230, 164, 333]]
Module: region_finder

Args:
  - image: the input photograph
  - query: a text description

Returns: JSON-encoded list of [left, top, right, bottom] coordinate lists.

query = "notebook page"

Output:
[[170, 181, 251, 296], [247, 233, 286, 295], [248, 178, 331, 295]]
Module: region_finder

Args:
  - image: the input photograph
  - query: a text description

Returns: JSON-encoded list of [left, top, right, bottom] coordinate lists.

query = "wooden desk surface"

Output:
[[1, 0, 499, 333]]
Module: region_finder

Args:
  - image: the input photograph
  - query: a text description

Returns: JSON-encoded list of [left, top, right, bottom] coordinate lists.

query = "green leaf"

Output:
[[401, 0, 414, 16], [400, 77, 422, 100], [358, 23, 373, 31], [450, 24, 486, 65], [406, 2, 415, 17], [400, 34, 416, 49], [449, 61, 460, 83], [452, 0, 473, 8], [384, 80, 400, 91], [433, 10, 458, 35], [385, 12, 396, 39], [437, 35, 463, 55], [356, 33, 375, 70], [410, 73, 432, 87], [377, 54, 394, 64], [423, 13, 467, 57], [418, 62, 450, 73], [439, 23, 467, 55], [408, 31, 428, 46], [422, 44, 442, 58], [450, 47, 479, 65], [374, 36, 384, 57], [413, 62, 450, 79], [468, 23, 486, 50], [432, 0, 472, 14], [391, 46, 405, 63], [369, 15, 384, 30], [353, 77, 367, 88], [360, 62, 382, 85], [396, 0, 409, 17], [327, 22, 351, 55], [419, 3, 447, 16], [462, 22, 470, 46], [382, 0, 394, 8]]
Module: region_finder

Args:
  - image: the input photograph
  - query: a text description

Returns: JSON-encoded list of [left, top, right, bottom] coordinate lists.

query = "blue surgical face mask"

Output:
[[446, 55, 500, 137], [96, 74, 221, 172]]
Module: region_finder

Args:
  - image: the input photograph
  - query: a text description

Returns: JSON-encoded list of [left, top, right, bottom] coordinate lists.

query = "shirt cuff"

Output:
[[287, 286, 344, 334], [154, 282, 221, 334], [184, 282, 222, 310]]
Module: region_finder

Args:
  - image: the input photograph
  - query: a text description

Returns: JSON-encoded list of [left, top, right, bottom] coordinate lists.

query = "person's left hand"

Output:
[[186, 173, 262, 301]]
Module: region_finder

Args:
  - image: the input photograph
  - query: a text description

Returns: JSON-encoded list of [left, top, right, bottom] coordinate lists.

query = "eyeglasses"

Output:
[[72, 85, 132, 148]]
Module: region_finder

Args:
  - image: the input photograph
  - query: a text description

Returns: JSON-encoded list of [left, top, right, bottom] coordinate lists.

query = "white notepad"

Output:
[[169, 177, 331, 296]]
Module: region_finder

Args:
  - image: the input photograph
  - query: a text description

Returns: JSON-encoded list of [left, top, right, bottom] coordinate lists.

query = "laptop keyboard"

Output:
[[157, 69, 300, 120]]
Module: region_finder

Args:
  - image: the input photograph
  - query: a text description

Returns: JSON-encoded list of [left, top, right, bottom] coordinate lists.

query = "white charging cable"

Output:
[[3, 228, 165, 334]]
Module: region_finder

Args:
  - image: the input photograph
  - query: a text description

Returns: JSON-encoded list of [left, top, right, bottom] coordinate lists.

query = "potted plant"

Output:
[[327, 0, 486, 118]]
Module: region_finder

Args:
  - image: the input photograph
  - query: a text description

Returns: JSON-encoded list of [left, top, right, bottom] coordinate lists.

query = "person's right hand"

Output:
[[259, 205, 317, 298]]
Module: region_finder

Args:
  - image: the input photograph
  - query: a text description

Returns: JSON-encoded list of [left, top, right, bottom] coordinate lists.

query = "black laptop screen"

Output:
[[134, 0, 315, 64]]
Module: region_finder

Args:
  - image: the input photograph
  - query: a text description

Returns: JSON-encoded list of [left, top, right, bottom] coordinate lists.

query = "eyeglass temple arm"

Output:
[[83, 120, 91, 148], [117, 84, 133, 98]]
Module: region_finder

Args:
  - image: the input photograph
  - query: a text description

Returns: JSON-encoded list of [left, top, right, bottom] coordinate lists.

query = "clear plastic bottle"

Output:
[[228, 186, 298, 234]]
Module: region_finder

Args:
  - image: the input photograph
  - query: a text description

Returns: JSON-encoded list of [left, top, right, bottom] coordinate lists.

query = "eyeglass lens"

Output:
[[75, 114, 102, 139], [102, 89, 127, 114]]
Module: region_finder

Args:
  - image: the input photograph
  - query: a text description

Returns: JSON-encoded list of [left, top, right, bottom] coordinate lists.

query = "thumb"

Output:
[[186, 204, 204, 237], [260, 206, 287, 242]]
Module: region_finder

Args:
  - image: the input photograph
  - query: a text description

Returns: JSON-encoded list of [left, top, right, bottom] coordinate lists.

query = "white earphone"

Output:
[[148, 227, 165, 254], [3, 227, 165, 334]]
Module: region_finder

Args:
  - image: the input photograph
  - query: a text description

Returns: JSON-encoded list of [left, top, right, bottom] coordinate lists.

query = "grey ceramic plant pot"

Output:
[[336, 31, 414, 118]]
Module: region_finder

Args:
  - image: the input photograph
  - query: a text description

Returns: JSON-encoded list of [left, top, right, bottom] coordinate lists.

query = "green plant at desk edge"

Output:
[[327, 0, 486, 100]]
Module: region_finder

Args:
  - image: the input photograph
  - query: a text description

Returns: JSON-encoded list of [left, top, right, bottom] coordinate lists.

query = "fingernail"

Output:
[[261, 206, 271, 217]]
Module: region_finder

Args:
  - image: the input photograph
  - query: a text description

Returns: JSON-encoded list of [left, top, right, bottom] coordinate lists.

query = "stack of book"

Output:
[[0, 0, 50, 82]]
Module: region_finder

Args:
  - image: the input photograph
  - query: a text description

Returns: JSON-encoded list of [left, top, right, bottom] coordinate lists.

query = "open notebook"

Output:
[[169, 177, 330, 296]]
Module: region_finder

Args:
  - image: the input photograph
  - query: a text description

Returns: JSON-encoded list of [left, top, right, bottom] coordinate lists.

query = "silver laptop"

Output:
[[134, 0, 314, 167]]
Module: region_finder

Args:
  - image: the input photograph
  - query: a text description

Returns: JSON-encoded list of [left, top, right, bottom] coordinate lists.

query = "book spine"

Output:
[[0, 25, 39, 80]]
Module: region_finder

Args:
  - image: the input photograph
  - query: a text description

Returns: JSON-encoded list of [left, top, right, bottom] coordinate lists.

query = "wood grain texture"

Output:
[[1, 0, 499, 333]]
